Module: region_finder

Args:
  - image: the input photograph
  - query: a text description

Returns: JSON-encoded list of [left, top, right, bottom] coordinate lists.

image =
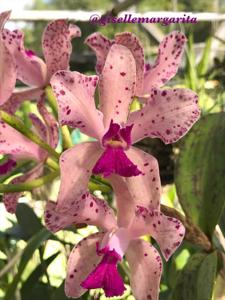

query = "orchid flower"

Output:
[[0, 10, 81, 111], [86, 30, 188, 98], [2, 98, 59, 213], [0, 11, 42, 109], [50, 40, 200, 211], [44, 152, 185, 299]]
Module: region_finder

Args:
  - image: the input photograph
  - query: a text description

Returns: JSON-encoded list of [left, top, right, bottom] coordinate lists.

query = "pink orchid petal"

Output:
[[42, 20, 81, 81], [143, 31, 187, 92], [65, 232, 104, 298], [29, 113, 48, 142], [129, 207, 185, 261], [56, 142, 102, 211], [109, 148, 160, 227], [128, 88, 200, 144], [127, 147, 161, 208], [1, 87, 43, 114], [51, 71, 104, 140], [81, 248, 125, 297], [45, 192, 116, 232], [0, 158, 16, 175], [115, 32, 144, 95], [99, 44, 136, 128], [37, 98, 58, 148], [3, 29, 47, 87], [85, 32, 114, 74], [101, 228, 131, 258], [92, 147, 141, 178], [3, 163, 43, 213], [0, 12, 16, 104], [0, 120, 46, 161], [126, 239, 162, 300]]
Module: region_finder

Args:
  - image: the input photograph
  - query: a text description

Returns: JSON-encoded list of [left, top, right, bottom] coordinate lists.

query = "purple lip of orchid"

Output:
[[0, 158, 16, 175], [25, 49, 35, 58], [92, 120, 142, 177], [81, 242, 126, 297]]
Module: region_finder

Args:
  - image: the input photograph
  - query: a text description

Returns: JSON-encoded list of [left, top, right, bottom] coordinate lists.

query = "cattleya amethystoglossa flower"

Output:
[[0, 11, 41, 112], [50, 39, 200, 211], [1, 98, 58, 213], [86, 30, 188, 98], [0, 10, 81, 112], [44, 152, 185, 299]]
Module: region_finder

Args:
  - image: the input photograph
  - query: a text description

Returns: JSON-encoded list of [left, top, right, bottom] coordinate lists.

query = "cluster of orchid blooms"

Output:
[[0, 10, 201, 300]]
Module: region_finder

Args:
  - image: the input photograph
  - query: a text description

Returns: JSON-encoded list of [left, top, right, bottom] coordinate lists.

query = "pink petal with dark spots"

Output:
[[29, 113, 48, 142], [56, 142, 103, 211], [42, 20, 81, 81], [3, 163, 43, 213], [128, 88, 200, 144], [65, 232, 104, 298], [128, 206, 185, 261], [1, 87, 43, 114], [109, 147, 161, 227], [51, 71, 105, 140], [0, 11, 16, 104], [3, 28, 47, 87], [143, 31, 187, 92], [92, 147, 141, 178], [85, 32, 114, 74], [99, 44, 136, 128], [0, 120, 46, 161], [81, 248, 125, 297], [44, 193, 116, 233], [126, 239, 162, 300], [115, 32, 144, 95], [0, 158, 16, 175], [37, 97, 58, 148]]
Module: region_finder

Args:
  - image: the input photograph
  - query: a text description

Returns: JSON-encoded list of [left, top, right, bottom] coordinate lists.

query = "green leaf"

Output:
[[197, 37, 212, 77], [21, 251, 59, 298], [5, 228, 52, 300], [16, 203, 43, 239], [185, 33, 198, 91], [175, 113, 225, 237], [170, 251, 217, 300]]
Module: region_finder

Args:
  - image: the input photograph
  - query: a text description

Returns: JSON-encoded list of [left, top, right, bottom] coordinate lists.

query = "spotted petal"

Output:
[[99, 44, 136, 128], [56, 142, 102, 211], [45, 192, 116, 232], [115, 32, 144, 95], [0, 11, 16, 104], [0, 120, 46, 161], [3, 29, 47, 87], [37, 98, 58, 148], [51, 71, 104, 140], [65, 232, 104, 298], [126, 239, 162, 300], [42, 20, 81, 81], [128, 207, 185, 261], [128, 88, 200, 144], [109, 146, 161, 228], [3, 163, 43, 213], [85, 32, 114, 74], [143, 31, 187, 93], [1, 87, 43, 114]]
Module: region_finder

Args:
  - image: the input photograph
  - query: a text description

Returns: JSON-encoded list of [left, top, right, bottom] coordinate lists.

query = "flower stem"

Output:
[[61, 125, 73, 149], [45, 86, 58, 118], [0, 170, 59, 193], [0, 110, 60, 160], [46, 157, 59, 171]]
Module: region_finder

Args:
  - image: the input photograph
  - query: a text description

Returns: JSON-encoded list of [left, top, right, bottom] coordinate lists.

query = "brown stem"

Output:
[[161, 204, 212, 251]]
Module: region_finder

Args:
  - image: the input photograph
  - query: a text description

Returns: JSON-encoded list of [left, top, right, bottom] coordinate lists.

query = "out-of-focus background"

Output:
[[0, 1, 225, 300]]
